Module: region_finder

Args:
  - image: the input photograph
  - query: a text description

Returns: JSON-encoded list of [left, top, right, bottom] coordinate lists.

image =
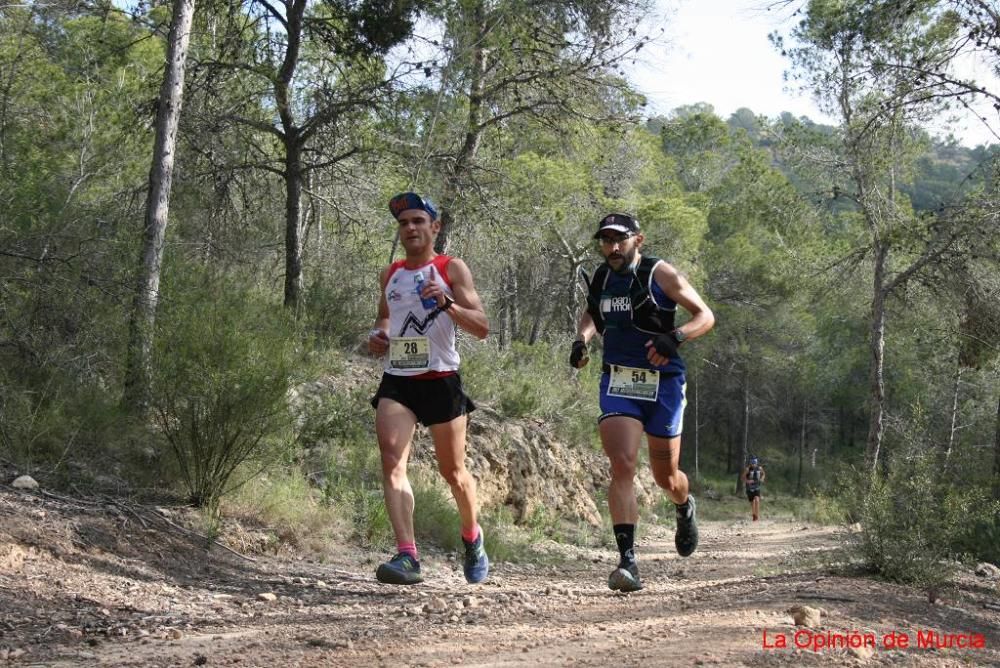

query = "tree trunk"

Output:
[[838, 405, 846, 452], [527, 261, 551, 345], [797, 401, 807, 496], [274, 0, 306, 308], [509, 263, 519, 342], [735, 365, 750, 495], [993, 394, 1000, 500], [865, 242, 888, 475], [497, 265, 510, 350], [944, 360, 962, 464], [527, 302, 543, 344], [123, 0, 195, 413], [435, 2, 488, 254], [725, 411, 733, 475], [283, 136, 304, 308]]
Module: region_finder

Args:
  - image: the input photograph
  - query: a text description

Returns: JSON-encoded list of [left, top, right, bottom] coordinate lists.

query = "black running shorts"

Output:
[[746, 488, 761, 501], [370, 372, 476, 426]]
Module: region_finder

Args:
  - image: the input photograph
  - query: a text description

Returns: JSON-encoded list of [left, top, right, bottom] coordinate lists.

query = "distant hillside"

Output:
[[729, 109, 1000, 212]]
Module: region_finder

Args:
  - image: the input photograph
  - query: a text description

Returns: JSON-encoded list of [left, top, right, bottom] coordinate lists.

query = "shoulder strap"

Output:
[[635, 256, 660, 290], [586, 264, 610, 334], [587, 256, 664, 335], [629, 256, 669, 329]]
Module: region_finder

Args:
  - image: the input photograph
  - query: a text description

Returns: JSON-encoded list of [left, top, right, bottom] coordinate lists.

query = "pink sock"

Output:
[[461, 524, 480, 543], [397, 542, 418, 560]]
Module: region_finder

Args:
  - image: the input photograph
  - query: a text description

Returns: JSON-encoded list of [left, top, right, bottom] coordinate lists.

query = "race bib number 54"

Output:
[[607, 365, 659, 401], [389, 336, 429, 370]]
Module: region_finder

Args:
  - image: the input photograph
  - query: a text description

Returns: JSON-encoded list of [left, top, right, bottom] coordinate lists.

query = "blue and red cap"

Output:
[[389, 192, 438, 221]]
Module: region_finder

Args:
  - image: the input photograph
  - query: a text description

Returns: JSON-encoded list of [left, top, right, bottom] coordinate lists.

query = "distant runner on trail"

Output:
[[367, 192, 490, 586], [743, 455, 766, 522], [571, 213, 715, 592]]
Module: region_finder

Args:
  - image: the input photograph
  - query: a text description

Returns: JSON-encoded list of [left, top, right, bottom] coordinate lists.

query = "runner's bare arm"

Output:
[[570, 312, 597, 369], [653, 261, 715, 341], [643, 261, 715, 366], [368, 267, 391, 356], [441, 258, 489, 340], [575, 312, 598, 345]]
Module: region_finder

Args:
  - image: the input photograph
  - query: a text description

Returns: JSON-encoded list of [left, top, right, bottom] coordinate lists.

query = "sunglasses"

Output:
[[598, 234, 635, 246]]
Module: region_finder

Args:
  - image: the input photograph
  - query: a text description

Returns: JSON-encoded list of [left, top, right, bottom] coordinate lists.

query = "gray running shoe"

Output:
[[376, 552, 424, 585], [462, 531, 489, 584], [608, 562, 643, 592], [675, 495, 698, 557]]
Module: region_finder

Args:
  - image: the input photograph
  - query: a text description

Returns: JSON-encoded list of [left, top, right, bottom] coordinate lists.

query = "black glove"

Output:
[[652, 332, 679, 359], [569, 339, 588, 368]]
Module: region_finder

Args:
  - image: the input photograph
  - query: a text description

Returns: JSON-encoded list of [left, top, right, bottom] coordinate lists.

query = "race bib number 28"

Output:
[[389, 336, 429, 370], [607, 365, 659, 401]]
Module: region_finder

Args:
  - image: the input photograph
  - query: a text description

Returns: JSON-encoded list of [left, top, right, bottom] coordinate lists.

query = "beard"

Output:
[[607, 246, 639, 273]]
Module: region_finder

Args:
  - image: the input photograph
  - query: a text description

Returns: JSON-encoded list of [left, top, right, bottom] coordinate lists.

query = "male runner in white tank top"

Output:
[[367, 192, 490, 585]]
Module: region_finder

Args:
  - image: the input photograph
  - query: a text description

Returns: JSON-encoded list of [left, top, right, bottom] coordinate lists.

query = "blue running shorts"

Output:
[[598, 370, 687, 438]]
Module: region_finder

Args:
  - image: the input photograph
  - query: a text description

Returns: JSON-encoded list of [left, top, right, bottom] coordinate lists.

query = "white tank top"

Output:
[[382, 255, 460, 376]]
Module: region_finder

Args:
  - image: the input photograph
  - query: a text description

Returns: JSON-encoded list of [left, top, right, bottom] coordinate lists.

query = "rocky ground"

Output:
[[1, 484, 999, 667]]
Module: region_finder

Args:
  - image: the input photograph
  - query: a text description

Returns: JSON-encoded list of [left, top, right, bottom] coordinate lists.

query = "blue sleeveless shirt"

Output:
[[600, 260, 685, 375]]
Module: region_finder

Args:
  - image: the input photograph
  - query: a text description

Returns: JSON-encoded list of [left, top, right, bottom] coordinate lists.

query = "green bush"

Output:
[[851, 455, 990, 585], [0, 378, 73, 473], [951, 499, 1000, 565], [461, 340, 601, 447], [0, 365, 146, 489], [149, 273, 305, 512], [795, 490, 848, 524]]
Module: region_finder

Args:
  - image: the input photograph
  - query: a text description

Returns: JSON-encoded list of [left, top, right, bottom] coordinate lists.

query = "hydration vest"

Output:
[[747, 466, 762, 490], [585, 255, 675, 335]]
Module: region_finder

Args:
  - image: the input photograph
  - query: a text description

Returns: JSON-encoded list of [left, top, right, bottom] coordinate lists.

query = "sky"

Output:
[[628, 0, 1000, 148]]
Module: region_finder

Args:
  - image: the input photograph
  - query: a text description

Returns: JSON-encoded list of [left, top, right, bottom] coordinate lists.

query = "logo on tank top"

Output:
[[398, 310, 443, 336], [602, 296, 631, 314]]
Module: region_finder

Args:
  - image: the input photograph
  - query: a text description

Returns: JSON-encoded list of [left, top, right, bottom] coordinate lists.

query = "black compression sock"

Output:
[[613, 523, 636, 567]]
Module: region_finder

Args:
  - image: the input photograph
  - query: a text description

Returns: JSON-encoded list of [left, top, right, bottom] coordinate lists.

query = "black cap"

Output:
[[593, 213, 640, 239]]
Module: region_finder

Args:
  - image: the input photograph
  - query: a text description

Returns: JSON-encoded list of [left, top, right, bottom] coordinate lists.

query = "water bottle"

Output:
[[414, 270, 438, 310]]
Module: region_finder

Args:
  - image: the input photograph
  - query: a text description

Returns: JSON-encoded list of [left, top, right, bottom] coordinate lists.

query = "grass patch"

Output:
[[221, 468, 351, 555], [411, 469, 607, 564]]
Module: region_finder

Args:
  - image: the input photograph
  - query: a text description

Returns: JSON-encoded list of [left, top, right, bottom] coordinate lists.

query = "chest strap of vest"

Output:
[[586, 256, 663, 334]]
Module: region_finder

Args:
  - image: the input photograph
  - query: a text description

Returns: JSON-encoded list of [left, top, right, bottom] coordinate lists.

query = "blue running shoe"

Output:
[[462, 531, 489, 584], [376, 552, 423, 585], [675, 495, 698, 557], [608, 562, 643, 592]]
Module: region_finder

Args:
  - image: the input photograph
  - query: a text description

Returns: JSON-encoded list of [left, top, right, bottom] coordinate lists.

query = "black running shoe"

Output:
[[675, 495, 698, 557], [608, 561, 643, 592], [376, 552, 424, 585]]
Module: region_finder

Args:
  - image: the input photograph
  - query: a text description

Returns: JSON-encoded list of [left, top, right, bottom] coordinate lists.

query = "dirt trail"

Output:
[[1, 488, 998, 667]]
